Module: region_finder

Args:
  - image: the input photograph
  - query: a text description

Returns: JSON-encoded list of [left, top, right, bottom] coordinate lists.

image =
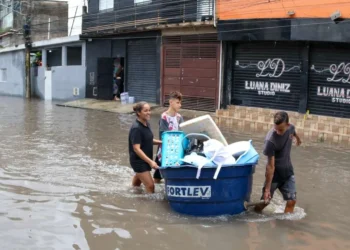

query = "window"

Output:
[[47, 48, 62, 67], [0, 68, 7, 82], [197, 0, 213, 21], [134, 0, 152, 5], [67, 46, 82, 66], [99, 0, 113, 11], [0, 0, 12, 18]]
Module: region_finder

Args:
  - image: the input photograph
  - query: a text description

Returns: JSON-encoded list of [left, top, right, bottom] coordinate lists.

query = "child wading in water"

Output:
[[153, 91, 184, 183]]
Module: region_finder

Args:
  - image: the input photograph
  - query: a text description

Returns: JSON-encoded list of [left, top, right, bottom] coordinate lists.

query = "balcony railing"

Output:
[[82, 0, 214, 35]]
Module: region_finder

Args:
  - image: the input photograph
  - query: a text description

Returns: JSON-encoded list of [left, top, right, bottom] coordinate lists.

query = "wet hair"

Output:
[[133, 101, 148, 116], [274, 111, 289, 125], [169, 91, 182, 101]]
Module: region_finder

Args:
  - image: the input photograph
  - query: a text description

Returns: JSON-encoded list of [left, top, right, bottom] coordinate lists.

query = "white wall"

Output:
[[67, 0, 84, 36]]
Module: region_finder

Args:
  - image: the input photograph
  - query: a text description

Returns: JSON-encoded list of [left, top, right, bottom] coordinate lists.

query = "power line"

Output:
[[25, 0, 276, 31], [9, 0, 349, 28], [0, 2, 24, 15], [80, 19, 350, 37], [35, 18, 346, 35], [30, 0, 200, 25], [219, 19, 350, 34], [11, 0, 350, 40], [31, 17, 350, 36], [20, 19, 350, 47], [218, 1, 350, 16], [29, 1, 202, 28], [80, 1, 350, 31]]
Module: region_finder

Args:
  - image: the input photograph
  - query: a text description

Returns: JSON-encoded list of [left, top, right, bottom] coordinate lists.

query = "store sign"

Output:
[[166, 185, 211, 198], [236, 58, 298, 96], [312, 63, 350, 104], [256, 58, 288, 78], [245, 82, 290, 96], [317, 87, 350, 104], [327, 63, 350, 83]]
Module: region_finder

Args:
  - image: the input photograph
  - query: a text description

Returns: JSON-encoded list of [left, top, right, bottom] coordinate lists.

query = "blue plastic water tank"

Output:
[[160, 164, 256, 216], [159, 140, 259, 217]]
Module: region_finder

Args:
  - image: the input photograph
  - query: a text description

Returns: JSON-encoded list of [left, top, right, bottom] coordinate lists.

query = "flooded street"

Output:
[[1, 96, 350, 250]]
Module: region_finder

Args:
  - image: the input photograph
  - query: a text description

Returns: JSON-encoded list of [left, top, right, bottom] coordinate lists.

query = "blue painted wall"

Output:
[[32, 66, 45, 99], [52, 66, 86, 100], [32, 66, 86, 101], [0, 50, 25, 97]]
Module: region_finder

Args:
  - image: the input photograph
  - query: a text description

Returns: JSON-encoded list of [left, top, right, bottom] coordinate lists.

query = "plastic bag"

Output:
[[203, 139, 236, 164], [199, 139, 236, 179], [181, 152, 216, 167], [202, 139, 224, 159]]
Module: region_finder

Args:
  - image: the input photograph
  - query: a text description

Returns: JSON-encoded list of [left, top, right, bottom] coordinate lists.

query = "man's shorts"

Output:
[[261, 175, 297, 201]]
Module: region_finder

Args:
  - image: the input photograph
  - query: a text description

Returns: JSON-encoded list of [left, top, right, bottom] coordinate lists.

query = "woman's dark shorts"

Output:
[[131, 163, 151, 173]]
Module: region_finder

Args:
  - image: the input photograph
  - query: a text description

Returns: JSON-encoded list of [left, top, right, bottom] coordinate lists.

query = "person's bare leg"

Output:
[[284, 200, 296, 213], [136, 172, 155, 193], [132, 175, 142, 187]]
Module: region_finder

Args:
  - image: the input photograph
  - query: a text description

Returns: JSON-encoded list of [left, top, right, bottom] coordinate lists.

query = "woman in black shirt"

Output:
[[129, 102, 162, 193]]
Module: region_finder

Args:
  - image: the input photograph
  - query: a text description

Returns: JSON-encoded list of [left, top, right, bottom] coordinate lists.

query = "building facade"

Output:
[[0, 0, 87, 101], [0, 0, 69, 48], [0, 47, 25, 96], [215, 0, 350, 145], [81, 0, 220, 111], [217, 0, 350, 118], [0, 36, 86, 100], [31, 36, 86, 101]]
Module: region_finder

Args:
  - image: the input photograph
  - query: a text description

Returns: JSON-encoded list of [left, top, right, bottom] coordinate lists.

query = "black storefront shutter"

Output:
[[127, 39, 157, 103], [232, 42, 303, 112], [96, 57, 114, 100], [308, 44, 350, 118]]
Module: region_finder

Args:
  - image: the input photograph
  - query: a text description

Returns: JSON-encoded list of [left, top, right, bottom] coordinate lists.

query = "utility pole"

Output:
[[24, 0, 32, 99]]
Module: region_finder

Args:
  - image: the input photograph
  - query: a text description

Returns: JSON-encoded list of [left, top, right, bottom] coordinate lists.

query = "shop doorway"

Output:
[[113, 57, 124, 101], [97, 57, 125, 100]]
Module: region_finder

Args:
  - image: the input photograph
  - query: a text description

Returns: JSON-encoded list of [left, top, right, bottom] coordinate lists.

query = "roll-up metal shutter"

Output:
[[308, 45, 350, 118], [162, 34, 220, 112], [232, 43, 303, 112], [127, 39, 157, 103]]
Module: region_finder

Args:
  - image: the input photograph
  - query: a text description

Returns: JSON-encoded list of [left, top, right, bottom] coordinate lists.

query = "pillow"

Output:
[[226, 141, 250, 159]]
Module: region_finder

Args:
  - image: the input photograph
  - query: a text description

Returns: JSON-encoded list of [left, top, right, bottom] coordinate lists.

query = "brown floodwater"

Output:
[[0, 96, 350, 250]]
